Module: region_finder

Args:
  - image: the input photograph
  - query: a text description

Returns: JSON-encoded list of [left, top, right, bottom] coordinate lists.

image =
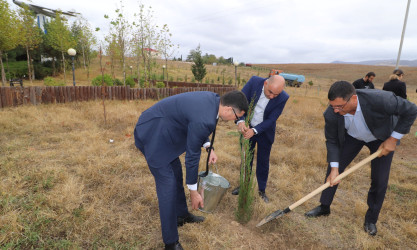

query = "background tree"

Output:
[[191, 45, 206, 83], [104, 34, 117, 78], [44, 12, 75, 84], [71, 17, 96, 81], [158, 24, 178, 81], [0, 0, 20, 86], [105, 0, 130, 85], [17, 2, 43, 84], [134, 4, 159, 87]]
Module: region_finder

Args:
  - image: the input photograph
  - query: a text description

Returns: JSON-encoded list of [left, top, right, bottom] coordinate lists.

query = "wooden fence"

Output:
[[0, 86, 237, 108]]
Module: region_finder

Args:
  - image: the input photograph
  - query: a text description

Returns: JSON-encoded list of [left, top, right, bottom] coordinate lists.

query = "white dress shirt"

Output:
[[330, 99, 404, 168], [250, 87, 269, 129]]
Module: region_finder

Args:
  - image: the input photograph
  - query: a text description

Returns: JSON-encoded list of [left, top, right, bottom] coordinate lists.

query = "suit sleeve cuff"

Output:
[[187, 184, 197, 191], [330, 162, 339, 168], [391, 131, 404, 140], [252, 128, 258, 135], [236, 120, 245, 124], [203, 142, 211, 148]]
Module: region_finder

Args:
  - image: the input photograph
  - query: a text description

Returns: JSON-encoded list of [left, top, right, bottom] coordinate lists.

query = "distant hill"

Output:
[[331, 59, 417, 67]]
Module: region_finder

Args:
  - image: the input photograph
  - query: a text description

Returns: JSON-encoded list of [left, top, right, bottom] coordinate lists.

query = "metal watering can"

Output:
[[197, 118, 230, 213], [197, 165, 230, 213]]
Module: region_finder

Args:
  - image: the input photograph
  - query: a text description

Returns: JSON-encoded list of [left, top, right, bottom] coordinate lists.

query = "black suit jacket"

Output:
[[324, 89, 417, 163], [383, 79, 407, 99]]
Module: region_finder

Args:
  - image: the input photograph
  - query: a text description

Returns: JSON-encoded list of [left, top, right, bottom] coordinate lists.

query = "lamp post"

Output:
[[67, 48, 76, 86], [162, 65, 166, 81], [234, 61, 239, 86], [129, 65, 133, 76]]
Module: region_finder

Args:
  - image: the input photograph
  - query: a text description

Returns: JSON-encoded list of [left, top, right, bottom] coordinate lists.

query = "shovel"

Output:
[[256, 149, 382, 227]]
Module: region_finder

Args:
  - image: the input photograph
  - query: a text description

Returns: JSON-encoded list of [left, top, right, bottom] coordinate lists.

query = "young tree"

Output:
[[105, 0, 130, 85], [158, 24, 178, 82], [0, 0, 19, 86], [104, 34, 117, 78], [191, 45, 206, 83], [17, 2, 43, 84], [44, 12, 75, 84], [76, 18, 96, 80]]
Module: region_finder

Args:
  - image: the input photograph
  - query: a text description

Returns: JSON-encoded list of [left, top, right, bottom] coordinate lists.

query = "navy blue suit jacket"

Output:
[[134, 91, 219, 185], [240, 76, 289, 144]]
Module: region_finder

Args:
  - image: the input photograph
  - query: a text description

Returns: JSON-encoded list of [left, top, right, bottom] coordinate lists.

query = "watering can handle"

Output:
[[203, 119, 218, 177]]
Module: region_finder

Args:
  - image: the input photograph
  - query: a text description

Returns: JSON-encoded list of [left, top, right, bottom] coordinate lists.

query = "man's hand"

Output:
[[243, 128, 255, 139], [378, 136, 398, 157], [190, 190, 203, 210], [237, 122, 248, 134], [327, 167, 340, 187], [208, 150, 217, 164]]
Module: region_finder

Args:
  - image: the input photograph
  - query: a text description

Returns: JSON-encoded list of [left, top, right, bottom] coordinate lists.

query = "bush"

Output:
[[156, 81, 165, 88], [113, 78, 123, 86], [43, 76, 65, 86], [91, 74, 113, 86], [139, 79, 145, 88], [126, 76, 136, 88]]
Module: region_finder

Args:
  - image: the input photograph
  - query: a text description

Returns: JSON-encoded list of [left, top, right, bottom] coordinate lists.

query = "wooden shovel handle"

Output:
[[288, 149, 382, 211]]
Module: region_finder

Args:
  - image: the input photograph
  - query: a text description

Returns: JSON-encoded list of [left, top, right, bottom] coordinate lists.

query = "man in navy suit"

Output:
[[231, 75, 289, 202], [134, 90, 248, 250]]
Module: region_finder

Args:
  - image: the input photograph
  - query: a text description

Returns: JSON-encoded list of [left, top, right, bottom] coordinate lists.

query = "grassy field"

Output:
[[1, 63, 416, 249]]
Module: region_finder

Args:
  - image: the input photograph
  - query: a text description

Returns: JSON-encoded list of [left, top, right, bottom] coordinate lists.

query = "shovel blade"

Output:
[[256, 209, 285, 227]]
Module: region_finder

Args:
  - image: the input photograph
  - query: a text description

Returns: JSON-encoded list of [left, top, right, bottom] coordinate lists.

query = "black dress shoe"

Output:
[[258, 191, 269, 203], [364, 222, 377, 236], [305, 205, 330, 217], [165, 241, 183, 250], [177, 213, 205, 227], [231, 186, 240, 195]]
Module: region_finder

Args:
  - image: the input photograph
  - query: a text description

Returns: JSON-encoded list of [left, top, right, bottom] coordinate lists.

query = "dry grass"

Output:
[[1, 69, 416, 249]]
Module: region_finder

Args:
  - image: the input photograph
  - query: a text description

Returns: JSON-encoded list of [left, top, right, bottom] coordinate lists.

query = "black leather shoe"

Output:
[[231, 186, 240, 195], [258, 191, 269, 203], [177, 213, 205, 227], [165, 241, 183, 250], [305, 205, 330, 217], [364, 222, 377, 236]]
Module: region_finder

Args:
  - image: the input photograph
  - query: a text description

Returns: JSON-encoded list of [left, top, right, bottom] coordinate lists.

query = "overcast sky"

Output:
[[9, 0, 417, 63]]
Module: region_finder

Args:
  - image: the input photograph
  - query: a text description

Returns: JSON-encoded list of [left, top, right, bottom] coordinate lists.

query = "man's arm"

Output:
[[377, 93, 416, 156]]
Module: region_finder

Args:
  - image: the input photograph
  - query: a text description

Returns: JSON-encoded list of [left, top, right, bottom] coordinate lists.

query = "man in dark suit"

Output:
[[134, 91, 248, 250], [305, 81, 417, 236], [352, 72, 376, 89], [231, 75, 289, 202]]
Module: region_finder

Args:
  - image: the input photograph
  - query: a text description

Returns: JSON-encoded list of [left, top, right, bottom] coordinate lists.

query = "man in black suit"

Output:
[[352, 72, 376, 89], [305, 81, 417, 236]]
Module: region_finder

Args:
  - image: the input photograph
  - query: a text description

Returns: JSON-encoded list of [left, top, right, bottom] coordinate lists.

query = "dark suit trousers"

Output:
[[320, 134, 394, 224], [148, 157, 189, 245], [249, 133, 273, 192]]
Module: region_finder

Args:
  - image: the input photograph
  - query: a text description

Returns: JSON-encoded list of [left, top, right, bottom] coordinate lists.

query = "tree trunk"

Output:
[[52, 57, 56, 76], [82, 44, 87, 72], [62, 51, 66, 84], [26, 46, 32, 84], [5, 53, 10, 81], [165, 58, 169, 82], [0, 50, 5, 86]]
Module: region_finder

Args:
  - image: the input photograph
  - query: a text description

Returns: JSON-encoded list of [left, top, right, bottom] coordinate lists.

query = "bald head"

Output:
[[264, 75, 285, 99]]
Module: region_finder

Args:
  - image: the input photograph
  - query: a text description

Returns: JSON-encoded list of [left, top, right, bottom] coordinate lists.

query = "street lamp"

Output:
[[162, 65, 166, 81], [67, 48, 76, 86], [129, 65, 133, 76], [234, 61, 239, 86]]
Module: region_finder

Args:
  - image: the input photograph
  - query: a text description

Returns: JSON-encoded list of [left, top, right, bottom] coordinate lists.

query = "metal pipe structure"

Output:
[[395, 0, 412, 69]]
